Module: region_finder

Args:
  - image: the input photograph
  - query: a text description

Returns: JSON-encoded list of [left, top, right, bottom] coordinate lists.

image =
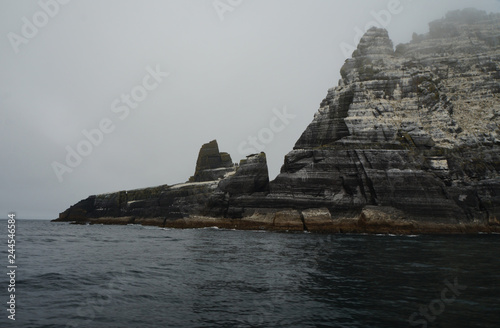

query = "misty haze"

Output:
[[1, 1, 500, 327]]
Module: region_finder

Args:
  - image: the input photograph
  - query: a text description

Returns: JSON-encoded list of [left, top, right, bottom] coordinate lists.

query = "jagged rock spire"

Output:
[[189, 140, 235, 182]]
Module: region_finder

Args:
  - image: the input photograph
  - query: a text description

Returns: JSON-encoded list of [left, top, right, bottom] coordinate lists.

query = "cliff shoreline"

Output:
[[53, 9, 500, 235], [55, 215, 500, 235]]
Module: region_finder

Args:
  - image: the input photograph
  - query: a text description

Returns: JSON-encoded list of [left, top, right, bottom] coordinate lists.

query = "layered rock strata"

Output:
[[54, 9, 500, 234], [189, 140, 235, 182], [55, 140, 271, 224]]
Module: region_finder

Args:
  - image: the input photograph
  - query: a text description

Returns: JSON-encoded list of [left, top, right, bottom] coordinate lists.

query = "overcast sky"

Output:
[[1, 0, 499, 220]]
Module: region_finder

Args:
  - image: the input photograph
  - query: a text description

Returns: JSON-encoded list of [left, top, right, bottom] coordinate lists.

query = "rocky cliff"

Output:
[[54, 9, 500, 234]]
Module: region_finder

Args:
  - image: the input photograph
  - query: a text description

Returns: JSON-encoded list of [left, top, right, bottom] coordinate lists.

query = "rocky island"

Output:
[[54, 9, 500, 234]]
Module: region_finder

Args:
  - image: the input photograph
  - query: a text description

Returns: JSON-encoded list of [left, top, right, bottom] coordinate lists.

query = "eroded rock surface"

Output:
[[189, 140, 235, 182], [55, 141, 270, 223], [54, 9, 500, 233], [266, 9, 500, 224]]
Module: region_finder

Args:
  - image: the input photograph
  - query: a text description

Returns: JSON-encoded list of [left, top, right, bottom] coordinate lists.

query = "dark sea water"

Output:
[[1, 220, 499, 328]]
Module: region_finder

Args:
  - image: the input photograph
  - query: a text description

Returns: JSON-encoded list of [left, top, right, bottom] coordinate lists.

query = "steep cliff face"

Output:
[[265, 9, 500, 224], [54, 9, 500, 233]]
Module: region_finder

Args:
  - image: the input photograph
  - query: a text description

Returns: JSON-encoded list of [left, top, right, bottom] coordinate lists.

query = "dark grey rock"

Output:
[[54, 9, 500, 232], [189, 140, 235, 182]]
